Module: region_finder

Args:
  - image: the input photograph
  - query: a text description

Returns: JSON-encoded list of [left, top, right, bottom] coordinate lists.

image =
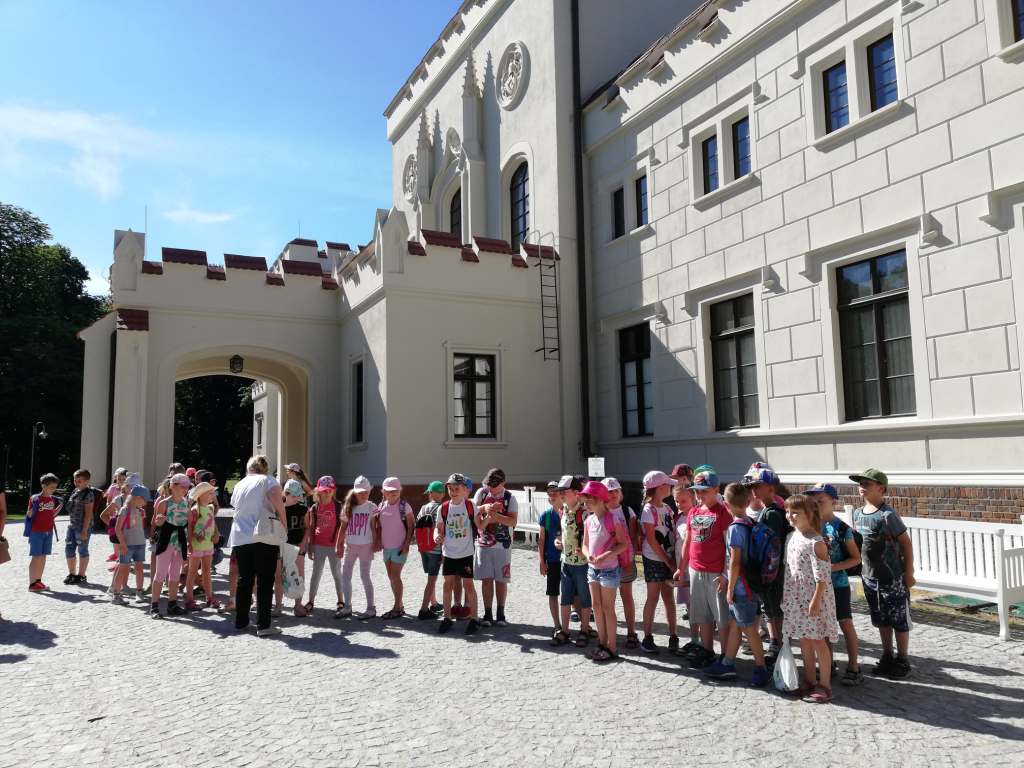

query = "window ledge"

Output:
[[606, 232, 628, 247], [629, 222, 654, 238], [811, 99, 904, 151], [997, 38, 1024, 62], [692, 173, 759, 211], [443, 439, 508, 449]]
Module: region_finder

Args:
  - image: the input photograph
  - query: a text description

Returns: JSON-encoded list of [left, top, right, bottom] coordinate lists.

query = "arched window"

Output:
[[509, 162, 529, 249], [449, 188, 462, 237]]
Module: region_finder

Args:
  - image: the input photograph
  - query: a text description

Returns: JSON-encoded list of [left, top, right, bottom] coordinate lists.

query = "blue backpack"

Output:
[[736, 517, 781, 592]]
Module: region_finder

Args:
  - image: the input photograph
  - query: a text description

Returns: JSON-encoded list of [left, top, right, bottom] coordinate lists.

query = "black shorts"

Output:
[[642, 556, 672, 583], [442, 555, 474, 578], [834, 584, 853, 621], [421, 551, 442, 577], [760, 577, 784, 620], [863, 577, 910, 632], [545, 562, 561, 596]]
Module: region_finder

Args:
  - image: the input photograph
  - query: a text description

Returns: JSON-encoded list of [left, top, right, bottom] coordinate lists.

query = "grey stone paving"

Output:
[[1, 537, 1023, 767]]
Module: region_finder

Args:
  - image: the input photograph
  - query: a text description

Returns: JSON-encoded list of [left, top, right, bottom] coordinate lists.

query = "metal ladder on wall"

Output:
[[529, 230, 560, 361]]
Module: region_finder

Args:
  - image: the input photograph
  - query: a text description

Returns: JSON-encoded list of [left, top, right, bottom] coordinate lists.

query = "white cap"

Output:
[[352, 475, 372, 493], [601, 477, 622, 492], [382, 476, 402, 492]]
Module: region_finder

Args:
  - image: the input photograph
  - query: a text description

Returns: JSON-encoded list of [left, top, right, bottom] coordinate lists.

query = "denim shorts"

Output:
[[119, 544, 146, 564], [65, 526, 90, 559], [587, 565, 621, 589], [729, 593, 762, 628], [383, 547, 408, 564], [560, 562, 592, 608], [420, 550, 442, 576], [28, 531, 53, 557]]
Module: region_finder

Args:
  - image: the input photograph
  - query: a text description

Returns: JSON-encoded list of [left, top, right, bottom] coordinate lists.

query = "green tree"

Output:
[[174, 376, 254, 483], [0, 203, 107, 502]]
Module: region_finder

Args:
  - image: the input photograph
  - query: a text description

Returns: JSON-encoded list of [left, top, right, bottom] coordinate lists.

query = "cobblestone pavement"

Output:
[[2, 538, 1023, 767]]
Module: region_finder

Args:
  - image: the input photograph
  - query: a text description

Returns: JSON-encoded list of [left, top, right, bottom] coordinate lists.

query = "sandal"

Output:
[[804, 684, 833, 703], [591, 647, 614, 662], [294, 605, 308, 617], [381, 608, 403, 619], [550, 630, 570, 646], [303, 601, 314, 614], [841, 667, 864, 686], [574, 632, 589, 648], [625, 633, 640, 649], [586, 628, 599, 639]]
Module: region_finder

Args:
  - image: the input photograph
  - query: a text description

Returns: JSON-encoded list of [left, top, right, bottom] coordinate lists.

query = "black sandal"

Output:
[[625, 633, 640, 649], [591, 646, 614, 662], [574, 632, 589, 648], [551, 629, 570, 646]]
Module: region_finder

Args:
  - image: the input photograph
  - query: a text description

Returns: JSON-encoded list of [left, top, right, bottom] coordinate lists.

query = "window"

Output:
[[611, 187, 625, 239], [701, 135, 719, 194], [822, 61, 850, 133], [510, 163, 529, 249], [351, 360, 364, 443], [1015, 0, 1024, 42], [731, 117, 750, 179], [710, 294, 758, 430], [453, 354, 496, 438], [838, 250, 914, 420], [449, 189, 462, 237], [635, 174, 648, 227], [619, 324, 653, 437], [867, 34, 898, 111], [255, 413, 264, 450]]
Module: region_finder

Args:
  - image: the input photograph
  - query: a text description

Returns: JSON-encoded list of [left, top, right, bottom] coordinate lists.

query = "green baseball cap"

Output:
[[425, 481, 445, 494], [849, 468, 888, 486]]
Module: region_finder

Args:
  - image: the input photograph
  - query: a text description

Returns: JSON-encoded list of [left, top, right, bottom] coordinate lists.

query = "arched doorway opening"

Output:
[[174, 374, 255, 492]]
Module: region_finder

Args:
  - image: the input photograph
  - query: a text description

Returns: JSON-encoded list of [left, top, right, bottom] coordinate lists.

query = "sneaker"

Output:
[[135, 591, 148, 603], [150, 604, 163, 619], [336, 606, 353, 618], [257, 626, 282, 637], [438, 618, 454, 634], [184, 600, 200, 612], [873, 653, 897, 676], [640, 635, 658, 654], [111, 592, 127, 605], [359, 607, 377, 620], [841, 667, 864, 686], [668, 635, 680, 653], [480, 613, 493, 627], [570, 610, 580, 623], [689, 648, 717, 669], [28, 581, 46, 592], [495, 609, 507, 626], [889, 657, 912, 679], [751, 666, 771, 688], [168, 601, 184, 616], [63, 574, 76, 585], [465, 618, 480, 635], [429, 603, 443, 614], [703, 660, 738, 680], [417, 609, 435, 620], [678, 641, 701, 659], [76, 576, 87, 586]]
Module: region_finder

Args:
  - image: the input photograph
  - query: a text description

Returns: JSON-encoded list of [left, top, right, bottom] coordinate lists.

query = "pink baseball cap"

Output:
[[643, 470, 678, 490], [382, 476, 402, 492], [315, 475, 336, 492], [170, 473, 192, 489], [579, 480, 610, 503]]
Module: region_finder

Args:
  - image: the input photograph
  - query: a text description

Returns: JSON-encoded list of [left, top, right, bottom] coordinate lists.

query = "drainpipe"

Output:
[[571, 0, 592, 460]]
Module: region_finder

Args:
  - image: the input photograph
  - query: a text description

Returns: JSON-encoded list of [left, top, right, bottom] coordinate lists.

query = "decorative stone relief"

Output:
[[496, 41, 529, 110], [403, 155, 418, 203], [446, 128, 462, 159]]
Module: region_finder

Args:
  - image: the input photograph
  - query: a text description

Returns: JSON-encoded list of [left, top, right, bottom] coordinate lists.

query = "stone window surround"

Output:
[[500, 142, 534, 247], [685, 87, 758, 211], [598, 148, 654, 246], [348, 352, 368, 451], [799, 6, 908, 149], [984, 0, 1024, 62], [442, 340, 507, 448]]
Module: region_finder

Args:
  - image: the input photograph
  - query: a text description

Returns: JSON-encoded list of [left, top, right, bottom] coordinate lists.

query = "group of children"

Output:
[[22, 458, 916, 701]]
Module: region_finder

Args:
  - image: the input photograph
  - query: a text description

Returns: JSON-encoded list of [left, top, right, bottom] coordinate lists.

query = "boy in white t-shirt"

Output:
[[435, 473, 480, 635]]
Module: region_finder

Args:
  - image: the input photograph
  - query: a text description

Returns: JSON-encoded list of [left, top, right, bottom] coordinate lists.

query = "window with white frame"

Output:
[[984, 0, 1024, 57], [453, 353, 496, 438], [255, 413, 264, 450], [689, 100, 754, 205], [710, 294, 759, 430]]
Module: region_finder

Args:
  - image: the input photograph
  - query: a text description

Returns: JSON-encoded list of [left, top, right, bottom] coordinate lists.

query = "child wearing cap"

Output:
[[808, 483, 862, 686], [537, 481, 564, 631], [184, 481, 221, 611], [472, 467, 519, 627], [277, 479, 309, 616], [436, 473, 480, 635], [150, 473, 192, 617], [376, 477, 415, 620], [415, 481, 446, 620], [604, 477, 640, 649], [581, 480, 628, 662], [743, 466, 791, 659], [552, 475, 594, 647], [110, 484, 149, 603], [285, 463, 315, 502], [103, 468, 128, 564], [850, 468, 915, 679], [339, 476, 377, 619], [639, 470, 679, 654], [25, 473, 61, 592], [303, 476, 345, 618], [670, 477, 700, 656], [677, 467, 731, 668]]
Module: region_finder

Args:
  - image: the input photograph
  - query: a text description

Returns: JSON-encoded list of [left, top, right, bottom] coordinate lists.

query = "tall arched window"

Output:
[[449, 188, 462, 237], [510, 162, 529, 249]]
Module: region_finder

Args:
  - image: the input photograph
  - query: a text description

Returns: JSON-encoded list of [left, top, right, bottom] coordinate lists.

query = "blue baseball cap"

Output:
[[130, 484, 150, 499], [742, 467, 779, 486], [689, 469, 719, 491], [806, 482, 839, 500]]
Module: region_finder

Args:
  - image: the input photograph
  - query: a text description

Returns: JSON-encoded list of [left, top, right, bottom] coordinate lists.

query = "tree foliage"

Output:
[[174, 376, 254, 483], [0, 203, 107, 501]]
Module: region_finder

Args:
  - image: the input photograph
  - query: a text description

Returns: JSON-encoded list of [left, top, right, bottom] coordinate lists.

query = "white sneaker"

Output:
[[359, 607, 376, 620], [112, 593, 126, 605], [256, 626, 282, 637], [135, 591, 148, 603]]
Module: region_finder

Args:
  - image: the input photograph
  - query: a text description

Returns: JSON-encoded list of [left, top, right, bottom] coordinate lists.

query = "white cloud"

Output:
[[0, 103, 168, 199], [161, 206, 235, 225]]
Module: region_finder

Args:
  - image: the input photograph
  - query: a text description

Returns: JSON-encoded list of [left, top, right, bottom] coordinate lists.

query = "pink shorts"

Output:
[[189, 549, 214, 560], [154, 548, 184, 582]]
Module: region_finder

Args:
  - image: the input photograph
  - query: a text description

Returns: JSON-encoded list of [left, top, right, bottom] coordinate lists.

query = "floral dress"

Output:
[[781, 532, 838, 641]]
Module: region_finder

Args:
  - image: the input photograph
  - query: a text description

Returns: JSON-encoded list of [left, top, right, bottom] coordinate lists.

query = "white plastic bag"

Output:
[[773, 637, 799, 693], [280, 542, 305, 601]]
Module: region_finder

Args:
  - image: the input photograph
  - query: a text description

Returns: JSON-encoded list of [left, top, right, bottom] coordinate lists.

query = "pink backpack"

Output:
[[594, 511, 631, 569]]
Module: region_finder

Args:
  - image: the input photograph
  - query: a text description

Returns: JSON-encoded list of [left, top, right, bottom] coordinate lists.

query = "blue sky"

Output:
[[0, 0, 460, 293]]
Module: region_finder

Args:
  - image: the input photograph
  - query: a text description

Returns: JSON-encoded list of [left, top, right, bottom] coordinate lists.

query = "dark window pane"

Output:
[[1016, 0, 1024, 42], [510, 163, 529, 249], [823, 60, 849, 133], [876, 250, 908, 293], [838, 260, 873, 304], [732, 117, 751, 178], [454, 356, 472, 376], [474, 357, 492, 376], [702, 135, 719, 194], [711, 300, 735, 334], [735, 293, 755, 329], [741, 395, 759, 427], [867, 34, 898, 111], [886, 375, 915, 415], [716, 397, 740, 431], [619, 324, 651, 436], [612, 187, 625, 238], [450, 189, 462, 236], [710, 294, 758, 429], [635, 175, 648, 226]]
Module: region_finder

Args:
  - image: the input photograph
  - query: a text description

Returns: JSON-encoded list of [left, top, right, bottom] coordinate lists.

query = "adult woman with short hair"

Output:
[[229, 455, 287, 636]]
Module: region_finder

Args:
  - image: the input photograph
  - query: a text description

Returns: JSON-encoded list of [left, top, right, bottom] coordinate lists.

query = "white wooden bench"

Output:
[[839, 511, 1024, 641], [512, 488, 545, 544]]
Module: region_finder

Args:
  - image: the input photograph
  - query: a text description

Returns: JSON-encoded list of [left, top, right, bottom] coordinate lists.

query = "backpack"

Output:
[[415, 502, 440, 553], [829, 516, 863, 577], [736, 517, 781, 592], [377, 498, 411, 537], [440, 499, 477, 541], [594, 511, 632, 570]]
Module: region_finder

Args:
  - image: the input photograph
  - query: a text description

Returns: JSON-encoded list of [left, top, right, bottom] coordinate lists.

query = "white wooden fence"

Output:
[[512, 487, 545, 544]]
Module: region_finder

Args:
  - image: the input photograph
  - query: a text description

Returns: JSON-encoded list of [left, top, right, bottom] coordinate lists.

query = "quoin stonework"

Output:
[[79, 0, 1024, 521]]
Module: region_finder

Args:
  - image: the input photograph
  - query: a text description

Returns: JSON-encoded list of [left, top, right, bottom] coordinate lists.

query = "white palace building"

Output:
[[80, 0, 1024, 518]]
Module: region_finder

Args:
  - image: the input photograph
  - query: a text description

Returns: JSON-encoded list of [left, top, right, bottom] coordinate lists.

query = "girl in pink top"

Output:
[[303, 476, 344, 617], [580, 481, 628, 662], [373, 477, 415, 619]]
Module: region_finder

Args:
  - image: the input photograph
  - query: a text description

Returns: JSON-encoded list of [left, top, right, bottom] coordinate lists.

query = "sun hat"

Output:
[[669, 464, 694, 480], [285, 462, 302, 473], [483, 468, 506, 487], [580, 480, 610, 503], [446, 472, 469, 487], [425, 480, 445, 495], [601, 477, 622, 492], [124, 472, 141, 489], [283, 479, 304, 498], [806, 482, 839, 500], [689, 468, 720, 491], [352, 475, 372, 493], [556, 475, 584, 492], [315, 475, 337, 492], [742, 467, 779, 486], [170, 473, 192, 489], [189, 481, 216, 502], [382, 476, 402, 492], [849, 468, 888, 486], [642, 470, 678, 490], [129, 484, 150, 499]]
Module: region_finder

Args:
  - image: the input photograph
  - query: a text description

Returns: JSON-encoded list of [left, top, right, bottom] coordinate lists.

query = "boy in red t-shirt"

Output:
[[26, 473, 61, 591], [676, 467, 731, 669]]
